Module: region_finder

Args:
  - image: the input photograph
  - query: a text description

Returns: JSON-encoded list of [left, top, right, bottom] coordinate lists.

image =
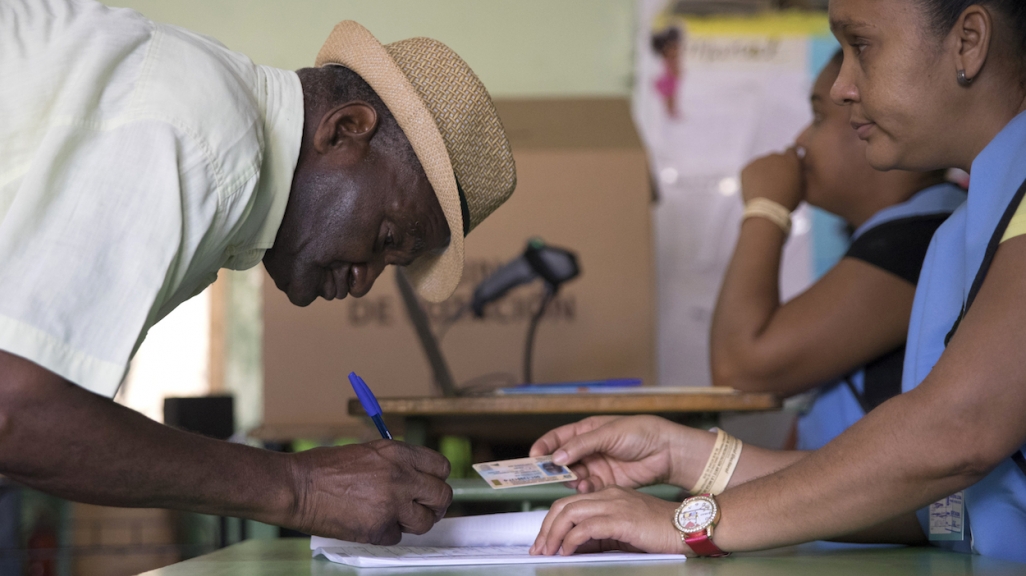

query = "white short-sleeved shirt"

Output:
[[0, 0, 304, 396]]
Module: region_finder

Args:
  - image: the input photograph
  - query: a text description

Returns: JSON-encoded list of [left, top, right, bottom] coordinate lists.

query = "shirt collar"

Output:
[[224, 64, 303, 270], [850, 183, 967, 241], [962, 109, 1026, 289], [967, 109, 1026, 205]]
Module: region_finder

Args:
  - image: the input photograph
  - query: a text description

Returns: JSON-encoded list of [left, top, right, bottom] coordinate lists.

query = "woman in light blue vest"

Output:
[[710, 51, 965, 451], [528, 0, 1026, 563]]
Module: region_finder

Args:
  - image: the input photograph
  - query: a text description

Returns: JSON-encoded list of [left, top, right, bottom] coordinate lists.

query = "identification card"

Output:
[[472, 456, 577, 489], [928, 491, 965, 541]]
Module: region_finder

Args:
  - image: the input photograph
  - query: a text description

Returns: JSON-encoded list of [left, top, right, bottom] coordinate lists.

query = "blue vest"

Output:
[[905, 110, 1026, 563], [797, 183, 967, 451]]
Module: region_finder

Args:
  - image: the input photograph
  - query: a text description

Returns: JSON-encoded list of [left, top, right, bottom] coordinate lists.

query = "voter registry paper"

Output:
[[473, 455, 577, 489], [311, 511, 685, 568]]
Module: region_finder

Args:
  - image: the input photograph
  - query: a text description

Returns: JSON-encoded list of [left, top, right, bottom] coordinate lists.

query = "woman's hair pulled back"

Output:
[[918, 0, 1026, 65]]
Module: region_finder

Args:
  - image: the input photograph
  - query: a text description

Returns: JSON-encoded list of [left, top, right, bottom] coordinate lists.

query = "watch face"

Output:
[[675, 496, 717, 533]]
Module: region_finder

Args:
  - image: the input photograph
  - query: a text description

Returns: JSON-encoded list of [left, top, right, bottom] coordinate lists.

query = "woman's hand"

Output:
[[529, 486, 687, 556], [740, 148, 805, 211], [529, 415, 714, 493]]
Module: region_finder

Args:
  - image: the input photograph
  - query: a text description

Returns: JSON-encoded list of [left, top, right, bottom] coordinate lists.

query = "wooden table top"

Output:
[[347, 390, 780, 417]]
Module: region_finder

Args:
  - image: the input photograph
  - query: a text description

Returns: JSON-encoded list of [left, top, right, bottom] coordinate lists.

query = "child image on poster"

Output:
[[651, 25, 685, 118]]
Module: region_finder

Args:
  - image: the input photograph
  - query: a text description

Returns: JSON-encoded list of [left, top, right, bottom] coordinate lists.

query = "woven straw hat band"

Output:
[[385, 38, 516, 233]]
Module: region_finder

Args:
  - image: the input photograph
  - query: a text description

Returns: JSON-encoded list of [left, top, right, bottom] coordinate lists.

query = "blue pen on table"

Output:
[[496, 378, 643, 395], [348, 372, 392, 440]]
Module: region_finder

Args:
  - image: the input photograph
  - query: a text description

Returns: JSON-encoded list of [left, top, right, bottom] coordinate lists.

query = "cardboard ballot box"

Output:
[[262, 98, 655, 434]]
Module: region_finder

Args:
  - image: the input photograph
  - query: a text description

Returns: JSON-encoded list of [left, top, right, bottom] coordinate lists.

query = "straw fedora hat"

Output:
[[315, 21, 517, 303]]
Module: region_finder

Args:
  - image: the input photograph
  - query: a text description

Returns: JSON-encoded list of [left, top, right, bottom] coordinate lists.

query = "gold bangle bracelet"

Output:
[[689, 429, 744, 496]]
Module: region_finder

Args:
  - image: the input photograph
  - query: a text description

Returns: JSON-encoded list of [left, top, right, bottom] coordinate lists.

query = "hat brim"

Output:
[[316, 22, 464, 303]]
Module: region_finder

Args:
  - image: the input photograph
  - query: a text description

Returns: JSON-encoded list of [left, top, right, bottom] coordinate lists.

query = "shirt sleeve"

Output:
[[0, 120, 211, 397], [844, 215, 951, 285]]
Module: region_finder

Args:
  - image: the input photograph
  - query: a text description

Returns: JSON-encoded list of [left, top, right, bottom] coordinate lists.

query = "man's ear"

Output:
[[953, 5, 993, 83], [312, 102, 379, 155]]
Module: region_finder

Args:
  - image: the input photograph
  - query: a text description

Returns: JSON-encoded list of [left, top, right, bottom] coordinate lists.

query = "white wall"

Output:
[[108, 0, 637, 97]]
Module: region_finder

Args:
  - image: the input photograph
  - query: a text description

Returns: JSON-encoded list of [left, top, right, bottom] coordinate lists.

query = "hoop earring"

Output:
[[957, 69, 974, 87]]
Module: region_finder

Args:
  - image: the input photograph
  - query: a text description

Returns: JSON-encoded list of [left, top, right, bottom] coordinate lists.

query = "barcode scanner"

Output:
[[470, 238, 580, 317], [469, 238, 580, 384]]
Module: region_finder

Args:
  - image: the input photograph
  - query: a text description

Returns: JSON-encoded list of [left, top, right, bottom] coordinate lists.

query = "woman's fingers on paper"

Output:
[[558, 519, 647, 555], [531, 492, 589, 554], [541, 496, 607, 555], [531, 497, 569, 553], [560, 517, 618, 555], [532, 492, 611, 555], [533, 487, 682, 556]]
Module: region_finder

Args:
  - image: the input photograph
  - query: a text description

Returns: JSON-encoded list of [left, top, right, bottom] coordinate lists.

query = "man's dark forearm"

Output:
[[0, 351, 295, 525]]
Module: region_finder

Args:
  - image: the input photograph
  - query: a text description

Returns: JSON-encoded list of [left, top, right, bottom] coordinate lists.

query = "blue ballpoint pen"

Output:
[[348, 372, 393, 440]]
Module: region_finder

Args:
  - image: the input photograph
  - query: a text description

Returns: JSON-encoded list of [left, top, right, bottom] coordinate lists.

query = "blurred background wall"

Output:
[[113, 0, 638, 95]]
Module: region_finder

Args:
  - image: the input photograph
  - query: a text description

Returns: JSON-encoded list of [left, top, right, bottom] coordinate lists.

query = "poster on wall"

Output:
[[633, 2, 846, 388]]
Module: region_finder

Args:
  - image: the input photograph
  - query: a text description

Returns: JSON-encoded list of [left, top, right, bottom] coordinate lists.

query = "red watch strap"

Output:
[[684, 531, 729, 557]]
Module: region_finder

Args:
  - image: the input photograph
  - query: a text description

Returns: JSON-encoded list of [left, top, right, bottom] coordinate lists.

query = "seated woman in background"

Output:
[[709, 50, 965, 450]]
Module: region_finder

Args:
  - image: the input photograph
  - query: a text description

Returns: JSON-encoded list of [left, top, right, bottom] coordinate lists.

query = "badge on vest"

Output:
[[928, 491, 965, 541]]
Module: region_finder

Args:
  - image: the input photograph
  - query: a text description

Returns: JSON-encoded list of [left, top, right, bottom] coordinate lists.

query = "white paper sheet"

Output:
[[310, 511, 686, 567]]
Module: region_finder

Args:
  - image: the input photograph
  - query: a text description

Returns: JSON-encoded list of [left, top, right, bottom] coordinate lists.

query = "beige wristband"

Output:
[[689, 429, 743, 496], [743, 197, 792, 235]]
